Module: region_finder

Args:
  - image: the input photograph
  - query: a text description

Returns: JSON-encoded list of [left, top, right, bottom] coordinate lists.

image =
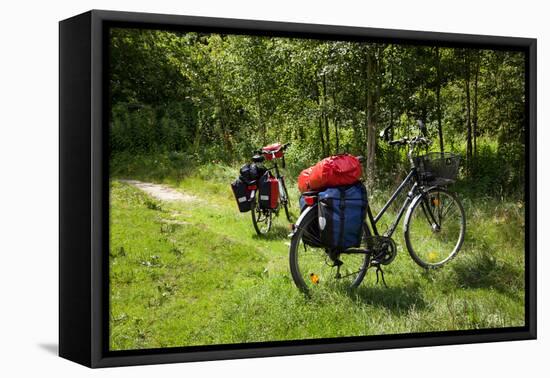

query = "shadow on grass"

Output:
[[451, 249, 523, 297], [350, 282, 426, 314], [252, 224, 291, 241]]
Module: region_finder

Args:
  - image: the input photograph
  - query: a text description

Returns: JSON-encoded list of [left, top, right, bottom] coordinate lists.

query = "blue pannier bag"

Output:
[[318, 183, 367, 250], [298, 195, 323, 248]]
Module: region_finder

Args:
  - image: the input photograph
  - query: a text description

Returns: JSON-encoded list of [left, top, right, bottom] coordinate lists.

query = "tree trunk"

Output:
[[335, 119, 340, 152], [213, 60, 232, 157], [193, 110, 204, 155], [362, 52, 369, 157], [366, 48, 377, 190], [389, 52, 395, 141], [318, 117, 326, 157], [330, 76, 340, 153], [256, 86, 265, 145], [215, 93, 231, 156], [389, 108, 394, 140], [435, 47, 444, 152], [353, 117, 362, 155], [473, 52, 480, 163], [322, 73, 331, 155], [464, 51, 473, 174]]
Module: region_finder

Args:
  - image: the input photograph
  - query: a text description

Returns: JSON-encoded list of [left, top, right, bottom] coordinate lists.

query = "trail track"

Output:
[[120, 180, 199, 203]]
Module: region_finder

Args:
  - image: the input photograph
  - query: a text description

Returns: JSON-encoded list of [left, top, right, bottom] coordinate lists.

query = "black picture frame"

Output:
[[59, 9, 537, 368]]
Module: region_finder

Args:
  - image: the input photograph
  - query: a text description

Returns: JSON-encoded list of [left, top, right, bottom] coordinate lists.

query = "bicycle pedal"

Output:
[[370, 255, 382, 266], [371, 253, 389, 266]]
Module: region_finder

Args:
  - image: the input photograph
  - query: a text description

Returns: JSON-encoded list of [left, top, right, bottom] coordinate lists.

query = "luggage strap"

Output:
[[338, 188, 345, 248]]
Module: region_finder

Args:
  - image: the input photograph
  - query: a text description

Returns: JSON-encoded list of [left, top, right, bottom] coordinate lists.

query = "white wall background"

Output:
[[0, 0, 546, 376]]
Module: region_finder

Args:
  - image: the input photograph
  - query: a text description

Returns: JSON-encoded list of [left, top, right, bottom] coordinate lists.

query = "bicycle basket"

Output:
[[415, 152, 461, 186]]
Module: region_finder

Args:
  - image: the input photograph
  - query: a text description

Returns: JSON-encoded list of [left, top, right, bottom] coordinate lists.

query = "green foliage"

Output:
[[448, 139, 525, 198], [109, 28, 525, 195], [110, 151, 196, 182]]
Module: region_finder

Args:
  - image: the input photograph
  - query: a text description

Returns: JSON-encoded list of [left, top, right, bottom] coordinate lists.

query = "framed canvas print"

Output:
[[59, 10, 536, 368]]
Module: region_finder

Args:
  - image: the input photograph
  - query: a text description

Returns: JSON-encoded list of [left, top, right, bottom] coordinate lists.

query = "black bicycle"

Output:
[[289, 122, 466, 293], [250, 143, 293, 235]]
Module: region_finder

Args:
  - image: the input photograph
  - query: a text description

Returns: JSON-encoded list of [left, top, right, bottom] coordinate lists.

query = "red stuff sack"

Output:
[[298, 154, 362, 193], [297, 167, 313, 193]]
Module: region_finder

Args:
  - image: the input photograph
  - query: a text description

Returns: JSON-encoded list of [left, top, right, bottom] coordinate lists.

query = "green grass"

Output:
[[109, 163, 525, 351]]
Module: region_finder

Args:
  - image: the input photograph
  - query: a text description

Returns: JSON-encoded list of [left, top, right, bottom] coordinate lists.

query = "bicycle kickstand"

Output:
[[374, 265, 388, 288]]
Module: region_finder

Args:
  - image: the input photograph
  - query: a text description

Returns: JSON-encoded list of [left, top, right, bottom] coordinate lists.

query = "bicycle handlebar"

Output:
[[389, 136, 431, 147], [389, 138, 407, 146]]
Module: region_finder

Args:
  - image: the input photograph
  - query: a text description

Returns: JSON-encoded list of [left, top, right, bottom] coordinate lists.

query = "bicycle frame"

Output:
[[270, 160, 282, 180], [258, 157, 290, 212], [365, 168, 421, 238], [364, 136, 435, 239], [251, 143, 293, 233], [265, 159, 285, 194], [261, 146, 290, 199]]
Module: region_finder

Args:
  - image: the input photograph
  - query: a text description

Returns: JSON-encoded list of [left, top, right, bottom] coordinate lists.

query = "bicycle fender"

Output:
[[403, 193, 422, 233], [403, 186, 448, 233], [290, 204, 318, 237]]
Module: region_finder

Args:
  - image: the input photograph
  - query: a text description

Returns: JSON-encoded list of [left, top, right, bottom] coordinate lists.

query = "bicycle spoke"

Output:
[[405, 189, 465, 269], [442, 200, 456, 219], [289, 209, 368, 292], [338, 269, 363, 279]]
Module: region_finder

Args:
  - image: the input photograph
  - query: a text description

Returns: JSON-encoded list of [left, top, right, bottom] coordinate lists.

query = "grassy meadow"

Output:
[[109, 158, 525, 351]]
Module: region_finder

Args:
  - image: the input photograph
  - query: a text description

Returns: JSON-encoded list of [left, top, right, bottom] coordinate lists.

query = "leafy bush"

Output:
[[110, 152, 196, 182]]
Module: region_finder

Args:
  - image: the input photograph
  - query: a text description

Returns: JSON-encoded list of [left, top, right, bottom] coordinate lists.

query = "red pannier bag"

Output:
[[262, 143, 283, 160], [298, 154, 362, 193], [259, 172, 279, 209]]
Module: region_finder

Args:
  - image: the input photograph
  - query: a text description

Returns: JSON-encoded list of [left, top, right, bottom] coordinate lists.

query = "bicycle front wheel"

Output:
[[404, 187, 466, 269], [289, 206, 369, 293]]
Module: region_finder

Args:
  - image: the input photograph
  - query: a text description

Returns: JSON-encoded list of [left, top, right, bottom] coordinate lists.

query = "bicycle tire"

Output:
[[289, 206, 369, 293], [404, 187, 466, 269], [251, 192, 272, 235]]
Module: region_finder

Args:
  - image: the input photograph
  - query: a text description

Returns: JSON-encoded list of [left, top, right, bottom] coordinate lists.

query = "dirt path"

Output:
[[120, 180, 199, 203]]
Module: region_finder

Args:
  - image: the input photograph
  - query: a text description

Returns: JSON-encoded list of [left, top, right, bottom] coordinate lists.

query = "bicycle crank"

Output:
[[365, 236, 397, 265]]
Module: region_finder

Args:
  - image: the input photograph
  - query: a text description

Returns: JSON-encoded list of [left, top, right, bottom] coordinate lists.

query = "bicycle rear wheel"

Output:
[[251, 193, 272, 235], [404, 187, 465, 269], [289, 207, 369, 293]]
